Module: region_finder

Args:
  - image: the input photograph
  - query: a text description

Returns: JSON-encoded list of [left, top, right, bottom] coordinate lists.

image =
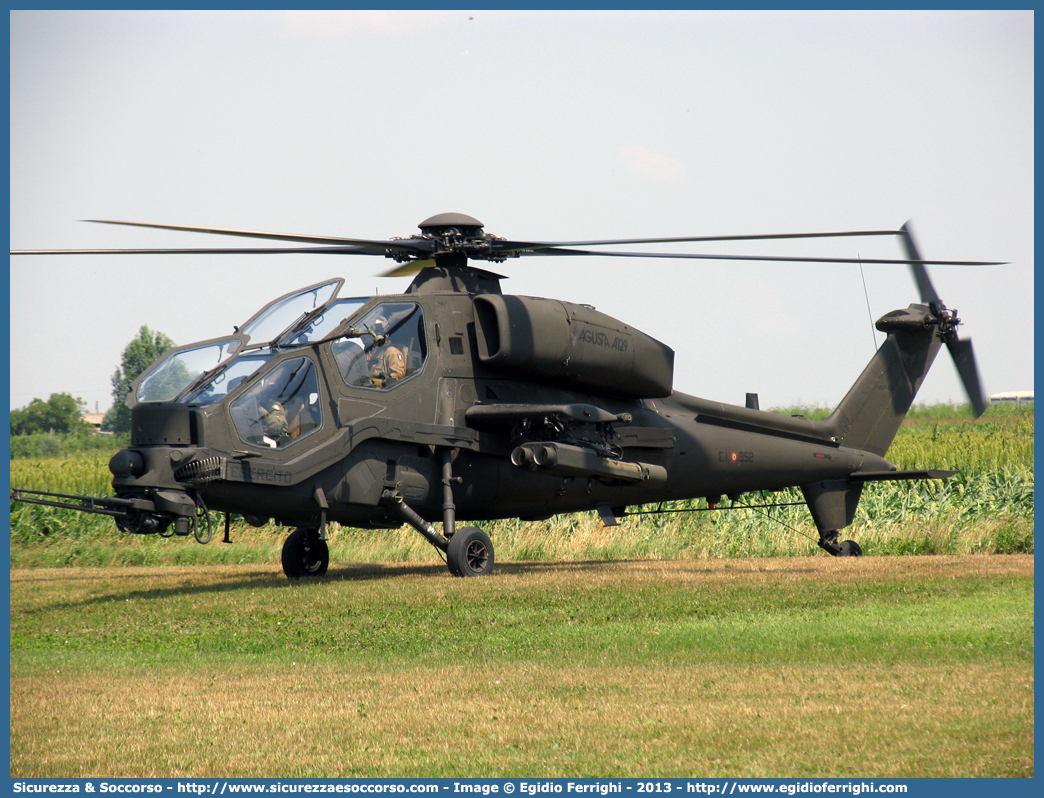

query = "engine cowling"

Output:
[[472, 295, 674, 398]]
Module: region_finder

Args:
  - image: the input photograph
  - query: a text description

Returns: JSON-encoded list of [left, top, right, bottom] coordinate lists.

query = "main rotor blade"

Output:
[[948, 337, 987, 417], [493, 229, 904, 254], [510, 247, 1003, 267], [11, 246, 391, 256], [380, 259, 436, 277], [83, 219, 432, 255]]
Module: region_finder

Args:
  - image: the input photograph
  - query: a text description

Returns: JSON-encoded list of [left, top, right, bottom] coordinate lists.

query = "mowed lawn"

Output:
[[10, 555, 1034, 778]]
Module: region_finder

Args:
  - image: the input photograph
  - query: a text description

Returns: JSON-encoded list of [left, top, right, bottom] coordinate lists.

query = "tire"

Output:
[[839, 540, 863, 557], [282, 527, 330, 579], [446, 526, 494, 577]]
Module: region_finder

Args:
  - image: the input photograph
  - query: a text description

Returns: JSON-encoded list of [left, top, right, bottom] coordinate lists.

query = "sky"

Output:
[[9, 9, 1034, 414]]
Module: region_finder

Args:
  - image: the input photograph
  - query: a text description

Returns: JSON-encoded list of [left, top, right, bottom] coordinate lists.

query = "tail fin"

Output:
[[806, 304, 944, 553], [802, 223, 989, 554], [819, 304, 945, 457]]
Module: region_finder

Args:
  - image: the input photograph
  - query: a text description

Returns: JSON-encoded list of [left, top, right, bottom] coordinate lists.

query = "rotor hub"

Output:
[[392, 212, 509, 264], [929, 301, 962, 342], [417, 212, 485, 235]]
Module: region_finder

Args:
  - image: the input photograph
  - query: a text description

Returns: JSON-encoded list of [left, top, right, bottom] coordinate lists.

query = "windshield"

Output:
[[133, 280, 350, 406], [278, 297, 370, 347], [181, 351, 274, 406], [229, 357, 322, 449], [239, 278, 342, 346], [136, 338, 242, 403]]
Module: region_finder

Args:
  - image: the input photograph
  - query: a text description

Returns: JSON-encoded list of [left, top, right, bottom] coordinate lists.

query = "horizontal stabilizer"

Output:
[[849, 469, 958, 483]]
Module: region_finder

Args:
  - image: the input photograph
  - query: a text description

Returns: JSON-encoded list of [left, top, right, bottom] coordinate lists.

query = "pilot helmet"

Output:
[[259, 399, 287, 435]]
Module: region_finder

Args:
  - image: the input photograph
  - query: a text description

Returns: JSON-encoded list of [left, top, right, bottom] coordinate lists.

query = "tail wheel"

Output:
[[282, 527, 330, 579], [446, 526, 494, 577], [839, 540, 863, 557], [817, 531, 862, 557]]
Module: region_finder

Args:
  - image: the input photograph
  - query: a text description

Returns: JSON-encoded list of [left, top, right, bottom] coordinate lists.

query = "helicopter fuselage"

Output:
[[108, 277, 898, 538]]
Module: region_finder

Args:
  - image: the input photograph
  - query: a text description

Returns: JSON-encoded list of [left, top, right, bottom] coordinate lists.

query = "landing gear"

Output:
[[447, 526, 495, 577], [817, 530, 863, 557], [380, 448, 495, 577], [838, 539, 863, 557], [282, 527, 330, 578]]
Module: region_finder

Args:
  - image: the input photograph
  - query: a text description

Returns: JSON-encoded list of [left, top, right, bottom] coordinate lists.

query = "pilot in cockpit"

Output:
[[258, 399, 289, 447], [366, 314, 406, 388]]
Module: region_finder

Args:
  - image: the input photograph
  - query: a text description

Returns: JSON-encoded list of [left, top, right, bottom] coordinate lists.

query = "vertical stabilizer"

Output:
[[819, 305, 945, 457]]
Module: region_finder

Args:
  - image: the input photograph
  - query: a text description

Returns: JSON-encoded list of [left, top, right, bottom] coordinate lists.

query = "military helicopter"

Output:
[[10, 213, 996, 578]]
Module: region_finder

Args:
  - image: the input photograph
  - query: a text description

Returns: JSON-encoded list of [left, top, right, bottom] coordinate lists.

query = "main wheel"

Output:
[[446, 526, 494, 577], [838, 540, 863, 557], [282, 527, 330, 579]]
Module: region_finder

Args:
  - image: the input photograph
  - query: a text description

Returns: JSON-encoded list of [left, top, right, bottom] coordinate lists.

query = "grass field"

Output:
[[9, 556, 1033, 778]]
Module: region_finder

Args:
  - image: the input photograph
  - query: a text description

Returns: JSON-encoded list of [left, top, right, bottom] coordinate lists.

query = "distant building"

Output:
[[988, 391, 1034, 406], [81, 412, 107, 433]]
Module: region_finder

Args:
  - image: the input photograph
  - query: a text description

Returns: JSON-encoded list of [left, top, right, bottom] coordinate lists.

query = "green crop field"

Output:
[[8, 403, 1034, 778]]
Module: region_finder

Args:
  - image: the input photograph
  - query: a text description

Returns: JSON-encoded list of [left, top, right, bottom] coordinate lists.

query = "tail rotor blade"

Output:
[[900, 221, 941, 307], [901, 222, 986, 417], [947, 337, 987, 417]]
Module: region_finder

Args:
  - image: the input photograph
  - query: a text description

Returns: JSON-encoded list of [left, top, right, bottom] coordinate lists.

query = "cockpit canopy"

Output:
[[130, 278, 361, 408], [127, 278, 431, 451], [331, 302, 427, 389]]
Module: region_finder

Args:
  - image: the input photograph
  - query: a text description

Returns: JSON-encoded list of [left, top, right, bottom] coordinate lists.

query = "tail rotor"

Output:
[[900, 222, 987, 417]]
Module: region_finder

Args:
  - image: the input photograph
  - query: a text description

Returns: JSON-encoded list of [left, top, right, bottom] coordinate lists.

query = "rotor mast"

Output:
[[404, 213, 505, 295]]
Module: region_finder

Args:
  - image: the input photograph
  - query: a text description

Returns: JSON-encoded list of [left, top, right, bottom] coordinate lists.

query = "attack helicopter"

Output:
[[10, 213, 996, 578]]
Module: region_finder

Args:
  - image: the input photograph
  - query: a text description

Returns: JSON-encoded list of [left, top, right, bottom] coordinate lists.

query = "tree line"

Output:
[[10, 326, 175, 456]]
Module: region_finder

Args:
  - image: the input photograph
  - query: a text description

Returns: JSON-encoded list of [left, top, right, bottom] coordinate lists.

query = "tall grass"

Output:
[[888, 417, 1034, 470], [10, 452, 115, 495]]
